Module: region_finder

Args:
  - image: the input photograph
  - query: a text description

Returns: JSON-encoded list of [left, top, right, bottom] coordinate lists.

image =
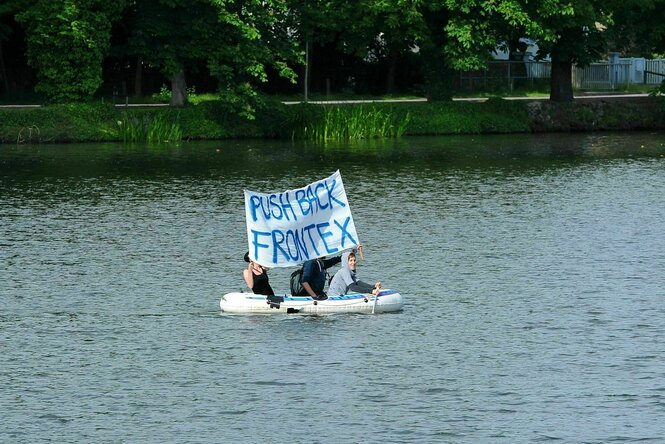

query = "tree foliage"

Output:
[[206, 1, 300, 112], [608, 0, 665, 57], [17, 0, 124, 103], [419, 0, 613, 101], [4, 0, 665, 106], [0, 0, 29, 41], [119, 0, 299, 109]]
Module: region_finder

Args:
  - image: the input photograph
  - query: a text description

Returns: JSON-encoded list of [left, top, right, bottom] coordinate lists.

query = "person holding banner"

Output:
[[243, 252, 275, 296], [300, 255, 342, 299], [328, 249, 381, 296]]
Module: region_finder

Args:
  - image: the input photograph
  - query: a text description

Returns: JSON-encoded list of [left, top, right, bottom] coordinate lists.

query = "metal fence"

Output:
[[459, 58, 665, 91], [458, 61, 550, 91], [645, 59, 665, 84], [572, 63, 632, 89]]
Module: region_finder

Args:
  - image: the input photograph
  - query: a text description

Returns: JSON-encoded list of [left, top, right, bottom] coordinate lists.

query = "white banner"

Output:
[[245, 170, 358, 267]]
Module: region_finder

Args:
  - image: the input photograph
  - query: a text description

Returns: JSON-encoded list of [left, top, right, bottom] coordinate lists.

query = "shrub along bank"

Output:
[[1, 97, 664, 144]]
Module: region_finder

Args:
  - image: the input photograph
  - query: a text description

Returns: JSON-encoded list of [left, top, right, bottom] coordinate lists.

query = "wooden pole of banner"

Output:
[[359, 246, 379, 314], [371, 289, 379, 314]]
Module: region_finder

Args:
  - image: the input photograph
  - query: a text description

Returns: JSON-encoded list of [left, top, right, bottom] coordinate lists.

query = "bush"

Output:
[[0, 102, 118, 143]]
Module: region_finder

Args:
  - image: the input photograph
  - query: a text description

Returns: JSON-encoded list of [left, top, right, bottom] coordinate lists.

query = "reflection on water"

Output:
[[2, 132, 664, 180], [2, 132, 665, 442]]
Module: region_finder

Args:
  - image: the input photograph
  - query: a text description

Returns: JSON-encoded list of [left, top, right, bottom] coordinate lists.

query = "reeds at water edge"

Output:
[[117, 112, 183, 143], [293, 106, 410, 141]]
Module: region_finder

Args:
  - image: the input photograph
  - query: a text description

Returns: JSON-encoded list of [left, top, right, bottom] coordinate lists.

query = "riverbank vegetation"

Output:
[[289, 106, 411, 141], [1, 0, 665, 110], [2, 97, 664, 144], [2, 1, 665, 144]]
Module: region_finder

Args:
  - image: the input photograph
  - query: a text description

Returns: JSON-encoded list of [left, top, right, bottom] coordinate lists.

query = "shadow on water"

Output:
[[2, 131, 664, 182]]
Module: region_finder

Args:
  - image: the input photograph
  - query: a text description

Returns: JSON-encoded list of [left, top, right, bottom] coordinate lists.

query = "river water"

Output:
[[2, 132, 665, 443]]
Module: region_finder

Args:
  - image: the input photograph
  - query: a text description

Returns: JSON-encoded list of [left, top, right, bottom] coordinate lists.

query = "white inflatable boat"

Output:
[[219, 289, 403, 315]]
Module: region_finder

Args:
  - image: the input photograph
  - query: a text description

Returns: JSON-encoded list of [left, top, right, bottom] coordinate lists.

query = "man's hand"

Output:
[[302, 281, 317, 298]]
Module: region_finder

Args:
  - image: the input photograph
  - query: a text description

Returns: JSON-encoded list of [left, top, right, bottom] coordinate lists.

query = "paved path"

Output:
[[283, 93, 649, 105], [0, 93, 651, 109]]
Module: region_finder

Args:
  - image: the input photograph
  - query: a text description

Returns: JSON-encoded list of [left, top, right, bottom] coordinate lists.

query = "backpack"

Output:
[[290, 259, 334, 296], [290, 267, 305, 296]]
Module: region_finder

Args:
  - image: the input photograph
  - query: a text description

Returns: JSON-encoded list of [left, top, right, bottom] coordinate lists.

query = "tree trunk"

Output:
[[422, 10, 453, 101], [0, 41, 9, 93], [170, 69, 187, 107], [550, 59, 574, 102], [385, 52, 397, 94], [134, 56, 143, 97], [422, 52, 454, 101], [304, 37, 311, 102]]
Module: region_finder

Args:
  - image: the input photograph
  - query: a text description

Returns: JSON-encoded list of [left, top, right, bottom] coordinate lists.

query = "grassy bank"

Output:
[[1, 97, 664, 144]]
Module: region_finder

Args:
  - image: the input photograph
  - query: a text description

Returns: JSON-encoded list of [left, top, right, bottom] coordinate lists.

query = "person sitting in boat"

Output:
[[328, 249, 381, 296], [243, 252, 275, 296], [299, 254, 343, 299]]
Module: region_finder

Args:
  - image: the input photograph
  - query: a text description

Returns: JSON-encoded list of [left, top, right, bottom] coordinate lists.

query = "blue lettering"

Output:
[[296, 189, 310, 216], [260, 196, 271, 220], [334, 216, 357, 247], [272, 230, 289, 263], [251, 230, 271, 259], [264, 227, 320, 264], [293, 228, 310, 260], [303, 224, 320, 256], [269, 194, 283, 220], [316, 222, 338, 254], [325, 179, 346, 208], [306, 186, 318, 214], [280, 191, 297, 221], [249, 196, 263, 222], [285, 230, 299, 261], [315, 183, 328, 210]]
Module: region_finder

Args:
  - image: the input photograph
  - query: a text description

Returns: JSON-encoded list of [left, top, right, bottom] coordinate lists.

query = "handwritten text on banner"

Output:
[[245, 170, 358, 267]]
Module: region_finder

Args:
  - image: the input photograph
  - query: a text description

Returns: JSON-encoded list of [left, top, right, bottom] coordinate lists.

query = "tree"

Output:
[[16, 0, 124, 102], [427, 0, 611, 102], [123, 0, 299, 109], [527, 1, 609, 101], [286, 0, 355, 101], [123, 0, 215, 106], [287, 1, 447, 99], [0, 0, 32, 94], [340, 1, 425, 94], [608, 0, 665, 57], [393, 0, 549, 100], [206, 0, 300, 113], [0, 2, 15, 93]]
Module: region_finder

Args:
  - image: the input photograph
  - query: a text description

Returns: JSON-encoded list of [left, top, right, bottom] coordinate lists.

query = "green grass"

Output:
[[117, 112, 183, 143], [291, 105, 411, 141], [2, 96, 664, 144], [272, 92, 424, 103]]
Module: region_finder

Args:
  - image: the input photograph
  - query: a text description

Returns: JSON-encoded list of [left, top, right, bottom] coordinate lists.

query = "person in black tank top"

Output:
[[243, 252, 275, 296]]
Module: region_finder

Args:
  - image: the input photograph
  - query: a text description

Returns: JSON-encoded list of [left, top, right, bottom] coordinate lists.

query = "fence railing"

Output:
[[458, 61, 551, 91], [459, 58, 665, 91], [572, 63, 632, 89], [645, 59, 665, 84]]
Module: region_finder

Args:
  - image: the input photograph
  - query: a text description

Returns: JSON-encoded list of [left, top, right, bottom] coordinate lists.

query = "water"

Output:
[[2, 133, 665, 443]]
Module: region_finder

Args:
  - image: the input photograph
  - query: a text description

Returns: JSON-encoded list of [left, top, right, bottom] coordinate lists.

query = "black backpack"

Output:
[[289, 260, 333, 296], [290, 267, 305, 296]]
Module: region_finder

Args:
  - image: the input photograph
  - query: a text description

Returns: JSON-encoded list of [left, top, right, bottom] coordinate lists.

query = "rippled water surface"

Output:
[[2, 133, 665, 442]]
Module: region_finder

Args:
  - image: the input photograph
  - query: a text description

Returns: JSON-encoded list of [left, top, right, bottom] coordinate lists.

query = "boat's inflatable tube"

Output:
[[220, 289, 403, 314]]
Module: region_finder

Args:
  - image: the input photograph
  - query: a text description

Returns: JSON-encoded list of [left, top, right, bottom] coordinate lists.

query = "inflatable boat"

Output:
[[219, 289, 403, 315]]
